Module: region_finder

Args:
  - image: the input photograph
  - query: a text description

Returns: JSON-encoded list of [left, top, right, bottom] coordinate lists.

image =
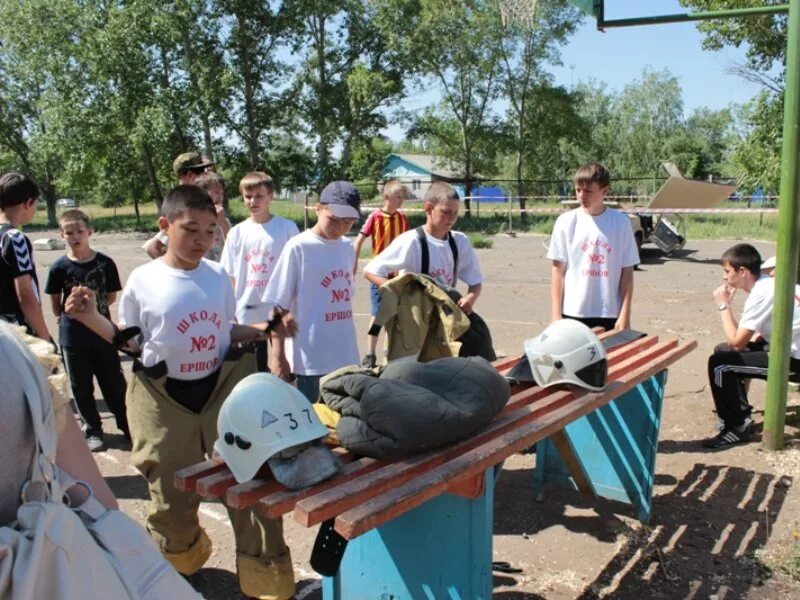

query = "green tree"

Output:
[[216, 0, 292, 168], [498, 0, 580, 219], [679, 0, 787, 75], [377, 0, 506, 215], [291, 0, 405, 185], [679, 1, 784, 192], [729, 91, 782, 193], [346, 136, 393, 183], [613, 68, 684, 184]]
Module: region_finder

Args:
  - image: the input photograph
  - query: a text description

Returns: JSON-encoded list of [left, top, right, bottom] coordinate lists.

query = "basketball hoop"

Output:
[[499, 0, 539, 28]]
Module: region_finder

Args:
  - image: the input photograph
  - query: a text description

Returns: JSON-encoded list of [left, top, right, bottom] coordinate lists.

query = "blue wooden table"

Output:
[[175, 334, 695, 600]]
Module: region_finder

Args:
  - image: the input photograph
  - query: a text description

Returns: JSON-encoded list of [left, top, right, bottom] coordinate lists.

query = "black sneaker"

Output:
[[87, 434, 106, 452], [716, 416, 753, 432], [703, 427, 750, 450], [361, 353, 377, 368]]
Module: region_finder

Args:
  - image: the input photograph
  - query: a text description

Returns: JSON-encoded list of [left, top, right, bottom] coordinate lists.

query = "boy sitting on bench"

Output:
[[704, 243, 800, 449]]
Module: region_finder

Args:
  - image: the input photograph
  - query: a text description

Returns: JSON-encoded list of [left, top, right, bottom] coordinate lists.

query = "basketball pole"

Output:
[[764, 0, 800, 450]]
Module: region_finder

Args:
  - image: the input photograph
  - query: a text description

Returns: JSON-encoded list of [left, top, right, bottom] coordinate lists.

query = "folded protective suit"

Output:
[[318, 356, 510, 459]]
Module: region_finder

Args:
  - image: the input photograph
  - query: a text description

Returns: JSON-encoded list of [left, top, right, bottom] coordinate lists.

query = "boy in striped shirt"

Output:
[[353, 180, 409, 367]]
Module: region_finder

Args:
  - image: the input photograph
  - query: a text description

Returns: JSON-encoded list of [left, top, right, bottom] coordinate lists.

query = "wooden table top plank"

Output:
[[292, 386, 585, 527], [174, 457, 227, 492], [332, 339, 696, 539], [197, 469, 239, 498], [501, 336, 671, 415], [225, 447, 356, 510], [258, 457, 384, 519]]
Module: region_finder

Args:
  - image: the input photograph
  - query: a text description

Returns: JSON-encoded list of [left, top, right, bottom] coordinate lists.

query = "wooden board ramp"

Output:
[[174, 334, 696, 541]]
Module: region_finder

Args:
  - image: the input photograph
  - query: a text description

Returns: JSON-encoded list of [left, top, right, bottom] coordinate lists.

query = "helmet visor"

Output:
[[574, 357, 608, 390]]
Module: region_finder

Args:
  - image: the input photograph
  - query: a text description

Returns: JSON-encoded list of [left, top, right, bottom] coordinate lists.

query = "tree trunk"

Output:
[[181, 26, 214, 158], [516, 142, 527, 224], [141, 142, 164, 212], [38, 178, 57, 227], [235, 12, 260, 168], [314, 13, 332, 184], [159, 46, 189, 149], [461, 128, 472, 218]]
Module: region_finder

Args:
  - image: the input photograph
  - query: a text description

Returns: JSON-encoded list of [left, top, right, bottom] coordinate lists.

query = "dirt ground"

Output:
[[29, 229, 800, 599]]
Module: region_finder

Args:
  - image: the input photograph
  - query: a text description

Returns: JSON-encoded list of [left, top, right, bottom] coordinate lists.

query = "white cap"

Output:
[[762, 256, 776, 270]]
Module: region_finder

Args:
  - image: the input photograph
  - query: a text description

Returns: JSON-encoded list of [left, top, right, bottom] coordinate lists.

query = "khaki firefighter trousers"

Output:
[[126, 348, 295, 599]]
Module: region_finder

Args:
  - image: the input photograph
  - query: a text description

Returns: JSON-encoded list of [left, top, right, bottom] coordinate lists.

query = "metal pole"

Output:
[[304, 193, 309, 231], [599, 5, 789, 29], [764, 0, 800, 451]]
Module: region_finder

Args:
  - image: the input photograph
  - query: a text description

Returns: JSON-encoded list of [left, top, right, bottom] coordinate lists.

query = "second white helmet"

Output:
[[215, 373, 330, 483], [523, 319, 607, 391]]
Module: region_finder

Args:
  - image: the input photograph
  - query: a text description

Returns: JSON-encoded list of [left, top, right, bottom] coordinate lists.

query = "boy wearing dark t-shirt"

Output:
[[0, 172, 51, 341], [45, 209, 128, 452]]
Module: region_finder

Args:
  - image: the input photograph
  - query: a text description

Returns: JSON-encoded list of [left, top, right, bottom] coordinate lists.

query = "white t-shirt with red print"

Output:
[[363, 228, 483, 288], [739, 275, 800, 359], [119, 258, 234, 381], [220, 216, 299, 324], [547, 207, 639, 319], [265, 230, 359, 376]]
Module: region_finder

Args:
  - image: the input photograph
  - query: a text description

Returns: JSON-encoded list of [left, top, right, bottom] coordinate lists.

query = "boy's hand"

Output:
[[64, 286, 98, 316], [457, 293, 477, 315], [215, 204, 227, 221], [614, 316, 630, 331], [270, 354, 293, 382], [276, 311, 298, 337], [713, 284, 735, 305]]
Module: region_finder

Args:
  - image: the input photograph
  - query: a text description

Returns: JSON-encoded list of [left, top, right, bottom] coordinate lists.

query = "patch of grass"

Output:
[[683, 213, 778, 242], [26, 199, 780, 243], [758, 530, 800, 582], [468, 232, 494, 249], [28, 199, 310, 232]]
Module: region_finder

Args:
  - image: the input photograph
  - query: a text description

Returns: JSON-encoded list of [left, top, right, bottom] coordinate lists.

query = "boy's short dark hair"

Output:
[[161, 185, 216, 222], [59, 209, 91, 229], [0, 172, 40, 210], [574, 162, 611, 188], [195, 171, 225, 191], [239, 172, 274, 195], [721, 243, 762, 277], [424, 181, 459, 207]]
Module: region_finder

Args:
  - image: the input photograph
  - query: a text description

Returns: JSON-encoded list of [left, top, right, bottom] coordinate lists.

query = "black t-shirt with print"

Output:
[[0, 224, 39, 328], [44, 252, 122, 348]]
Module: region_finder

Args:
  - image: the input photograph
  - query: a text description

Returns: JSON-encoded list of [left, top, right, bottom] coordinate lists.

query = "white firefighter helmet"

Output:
[[522, 319, 607, 391], [215, 373, 329, 483]]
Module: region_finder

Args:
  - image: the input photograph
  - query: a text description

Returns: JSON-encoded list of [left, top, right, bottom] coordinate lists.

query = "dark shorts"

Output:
[[369, 282, 382, 317], [562, 314, 617, 332]]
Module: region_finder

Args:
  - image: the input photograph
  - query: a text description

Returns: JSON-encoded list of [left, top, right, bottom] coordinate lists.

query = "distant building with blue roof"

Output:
[[382, 154, 463, 201]]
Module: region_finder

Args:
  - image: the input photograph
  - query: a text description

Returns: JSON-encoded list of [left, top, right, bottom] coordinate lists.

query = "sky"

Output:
[[551, 0, 770, 111], [386, 0, 776, 141]]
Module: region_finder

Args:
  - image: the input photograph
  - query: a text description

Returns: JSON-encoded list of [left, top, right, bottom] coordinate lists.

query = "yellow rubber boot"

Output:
[[237, 552, 296, 600], [162, 528, 213, 576]]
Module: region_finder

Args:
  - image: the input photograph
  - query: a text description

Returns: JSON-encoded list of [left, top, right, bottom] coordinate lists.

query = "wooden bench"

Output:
[[175, 332, 695, 599]]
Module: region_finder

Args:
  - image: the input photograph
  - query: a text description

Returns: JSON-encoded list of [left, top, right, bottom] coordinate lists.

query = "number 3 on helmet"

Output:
[[523, 319, 607, 391], [215, 373, 330, 483]]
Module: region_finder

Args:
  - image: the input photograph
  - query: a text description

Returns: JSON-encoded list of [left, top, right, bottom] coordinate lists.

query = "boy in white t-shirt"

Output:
[[548, 162, 639, 331], [65, 185, 296, 599], [266, 181, 361, 402], [704, 243, 800, 449], [363, 181, 484, 313], [221, 172, 299, 371]]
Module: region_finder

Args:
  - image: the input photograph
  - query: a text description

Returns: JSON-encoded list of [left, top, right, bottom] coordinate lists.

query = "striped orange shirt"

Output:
[[360, 209, 409, 255]]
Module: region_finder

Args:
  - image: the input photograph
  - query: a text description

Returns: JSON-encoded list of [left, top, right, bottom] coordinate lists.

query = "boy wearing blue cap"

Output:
[[266, 181, 361, 402]]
